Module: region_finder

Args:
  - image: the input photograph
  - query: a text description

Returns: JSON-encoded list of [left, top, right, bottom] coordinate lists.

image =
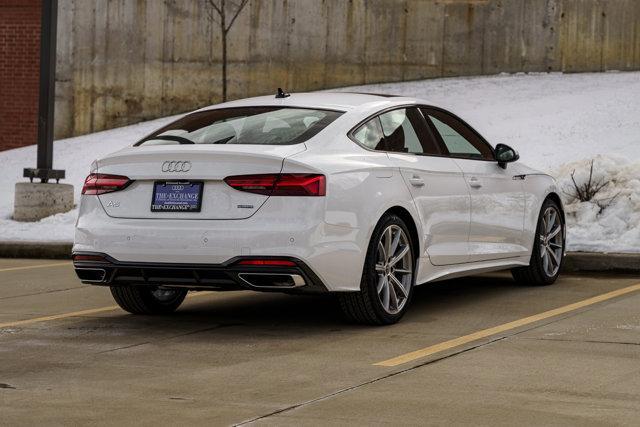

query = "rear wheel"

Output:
[[110, 286, 187, 315], [339, 214, 415, 325], [512, 199, 565, 286]]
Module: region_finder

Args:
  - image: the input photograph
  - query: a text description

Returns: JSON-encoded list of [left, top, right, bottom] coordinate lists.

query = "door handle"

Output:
[[408, 175, 425, 187], [468, 177, 482, 188]]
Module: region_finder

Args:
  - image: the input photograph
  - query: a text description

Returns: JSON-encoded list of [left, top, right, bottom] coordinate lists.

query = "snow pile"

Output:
[[336, 71, 640, 170], [553, 156, 640, 253], [0, 71, 639, 252], [0, 115, 178, 242]]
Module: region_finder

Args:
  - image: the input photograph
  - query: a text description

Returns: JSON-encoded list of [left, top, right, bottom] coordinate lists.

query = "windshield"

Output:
[[136, 107, 342, 146]]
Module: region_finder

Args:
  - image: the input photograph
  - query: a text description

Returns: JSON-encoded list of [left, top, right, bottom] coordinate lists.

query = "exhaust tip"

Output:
[[238, 273, 305, 289], [75, 268, 107, 283]]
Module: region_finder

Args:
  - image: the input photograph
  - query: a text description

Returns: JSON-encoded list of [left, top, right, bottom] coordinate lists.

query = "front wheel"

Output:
[[110, 286, 187, 315], [512, 198, 565, 286], [338, 214, 415, 325]]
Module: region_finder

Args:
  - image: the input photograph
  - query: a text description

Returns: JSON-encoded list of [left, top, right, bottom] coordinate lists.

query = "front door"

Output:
[[453, 158, 527, 261]]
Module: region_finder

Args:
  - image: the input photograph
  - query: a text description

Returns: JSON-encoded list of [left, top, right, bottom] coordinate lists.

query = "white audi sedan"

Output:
[[73, 91, 565, 324]]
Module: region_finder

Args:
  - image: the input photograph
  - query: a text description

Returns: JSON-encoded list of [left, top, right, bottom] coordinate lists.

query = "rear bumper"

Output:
[[73, 252, 328, 293], [74, 196, 368, 291]]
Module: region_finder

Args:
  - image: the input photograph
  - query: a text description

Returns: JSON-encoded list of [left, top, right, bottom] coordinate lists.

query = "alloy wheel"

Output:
[[375, 225, 413, 315], [539, 206, 564, 277]]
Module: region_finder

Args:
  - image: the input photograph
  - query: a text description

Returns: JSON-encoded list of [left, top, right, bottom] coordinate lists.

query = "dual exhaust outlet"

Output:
[[75, 267, 305, 289]]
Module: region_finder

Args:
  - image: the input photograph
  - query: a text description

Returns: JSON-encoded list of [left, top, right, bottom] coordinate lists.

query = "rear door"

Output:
[[422, 108, 527, 262], [377, 107, 471, 266]]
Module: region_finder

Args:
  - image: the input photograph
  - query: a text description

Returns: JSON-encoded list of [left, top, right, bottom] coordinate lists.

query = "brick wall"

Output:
[[0, 0, 41, 151]]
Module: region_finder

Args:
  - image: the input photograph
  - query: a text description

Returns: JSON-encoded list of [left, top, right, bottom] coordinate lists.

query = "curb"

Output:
[[561, 252, 640, 274], [0, 242, 73, 259], [0, 242, 638, 273]]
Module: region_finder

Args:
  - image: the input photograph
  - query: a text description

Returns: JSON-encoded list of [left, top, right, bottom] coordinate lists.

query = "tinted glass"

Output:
[[422, 109, 494, 160], [352, 117, 385, 150], [137, 107, 342, 146], [378, 108, 440, 155], [430, 116, 481, 156]]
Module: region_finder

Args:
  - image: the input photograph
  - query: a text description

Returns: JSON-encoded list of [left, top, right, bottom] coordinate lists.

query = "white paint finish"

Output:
[[75, 196, 364, 291], [196, 92, 416, 114], [283, 142, 405, 230], [387, 153, 471, 267], [96, 144, 305, 220], [454, 158, 528, 262], [74, 93, 560, 293], [420, 255, 531, 284]]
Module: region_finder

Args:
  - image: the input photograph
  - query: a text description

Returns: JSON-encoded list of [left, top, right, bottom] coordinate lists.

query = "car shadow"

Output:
[[83, 272, 527, 334]]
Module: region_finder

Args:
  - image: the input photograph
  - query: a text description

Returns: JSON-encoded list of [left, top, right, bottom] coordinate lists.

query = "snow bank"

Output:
[[336, 71, 640, 170], [0, 115, 179, 242], [0, 71, 639, 252], [553, 156, 640, 253]]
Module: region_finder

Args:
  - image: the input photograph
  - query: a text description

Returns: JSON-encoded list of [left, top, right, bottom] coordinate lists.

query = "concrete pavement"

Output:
[[0, 259, 639, 425]]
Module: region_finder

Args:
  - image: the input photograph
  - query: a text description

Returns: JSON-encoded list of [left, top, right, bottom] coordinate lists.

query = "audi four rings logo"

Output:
[[162, 160, 192, 172]]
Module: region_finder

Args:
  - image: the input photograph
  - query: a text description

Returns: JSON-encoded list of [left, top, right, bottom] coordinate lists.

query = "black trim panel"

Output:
[[72, 252, 328, 294]]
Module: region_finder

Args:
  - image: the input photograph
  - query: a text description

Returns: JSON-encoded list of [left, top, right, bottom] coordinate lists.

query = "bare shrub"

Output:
[[563, 159, 618, 213], [567, 160, 607, 201]]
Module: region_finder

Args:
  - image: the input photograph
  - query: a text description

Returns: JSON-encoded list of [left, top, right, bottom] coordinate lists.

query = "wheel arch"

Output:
[[545, 191, 566, 224], [522, 174, 566, 255], [380, 206, 420, 262], [512, 190, 565, 286]]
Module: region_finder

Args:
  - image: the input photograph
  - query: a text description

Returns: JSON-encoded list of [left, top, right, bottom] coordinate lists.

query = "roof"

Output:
[[197, 91, 422, 112]]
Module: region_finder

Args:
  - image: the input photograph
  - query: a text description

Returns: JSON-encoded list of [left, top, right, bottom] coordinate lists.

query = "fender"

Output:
[[522, 173, 564, 253]]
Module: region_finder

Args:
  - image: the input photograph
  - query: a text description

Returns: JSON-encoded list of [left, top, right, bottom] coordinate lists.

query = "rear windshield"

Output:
[[136, 107, 342, 146]]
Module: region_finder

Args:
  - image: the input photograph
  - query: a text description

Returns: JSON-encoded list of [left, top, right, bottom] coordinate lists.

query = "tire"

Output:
[[110, 286, 187, 315], [338, 214, 416, 325], [512, 198, 565, 286]]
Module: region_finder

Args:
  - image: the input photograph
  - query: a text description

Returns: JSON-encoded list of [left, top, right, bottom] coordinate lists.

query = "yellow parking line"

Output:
[[375, 282, 640, 367], [0, 291, 214, 330], [0, 306, 119, 329], [0, 262, 70, 273]]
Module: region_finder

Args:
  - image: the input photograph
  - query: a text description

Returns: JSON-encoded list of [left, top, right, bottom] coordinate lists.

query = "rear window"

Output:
[[136, 107, 342, 146]]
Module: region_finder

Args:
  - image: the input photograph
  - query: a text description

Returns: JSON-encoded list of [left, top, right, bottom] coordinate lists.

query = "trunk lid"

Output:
[[96, 144, 305, 220]]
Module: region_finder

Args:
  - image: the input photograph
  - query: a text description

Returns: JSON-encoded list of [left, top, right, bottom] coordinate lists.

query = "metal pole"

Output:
[[24, 0, 64, 183], [37, 0, 57, 172]]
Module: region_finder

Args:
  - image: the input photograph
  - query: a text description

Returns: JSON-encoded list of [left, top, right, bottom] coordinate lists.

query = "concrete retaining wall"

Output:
[[54, 0, 640, 138]]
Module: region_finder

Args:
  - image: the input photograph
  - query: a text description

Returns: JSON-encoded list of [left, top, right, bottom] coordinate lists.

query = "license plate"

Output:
[[151, 181, 203, 212]]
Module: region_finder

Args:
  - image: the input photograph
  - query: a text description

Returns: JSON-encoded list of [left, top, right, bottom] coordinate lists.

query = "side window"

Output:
[[378, 108, 440, 155], [423, 109, 494, 160], [352, 117, 386, 151]]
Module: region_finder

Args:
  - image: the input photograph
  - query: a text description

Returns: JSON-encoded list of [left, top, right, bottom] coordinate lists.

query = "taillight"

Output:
[[224, 174, 326, 196], [82, 173, 131, 195], [236, 259, 297, 267]]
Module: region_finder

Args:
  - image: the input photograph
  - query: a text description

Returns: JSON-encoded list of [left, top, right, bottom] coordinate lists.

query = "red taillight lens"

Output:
[[236, 259, 297, 267], [82, 173, 131, 195], [223, 174, 278, 195], [224, 174, 325, 196], [275, 174, 326, 196]]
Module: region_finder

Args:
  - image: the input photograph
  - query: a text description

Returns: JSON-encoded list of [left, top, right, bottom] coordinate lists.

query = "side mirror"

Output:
[[495, 143, 519, 169]]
